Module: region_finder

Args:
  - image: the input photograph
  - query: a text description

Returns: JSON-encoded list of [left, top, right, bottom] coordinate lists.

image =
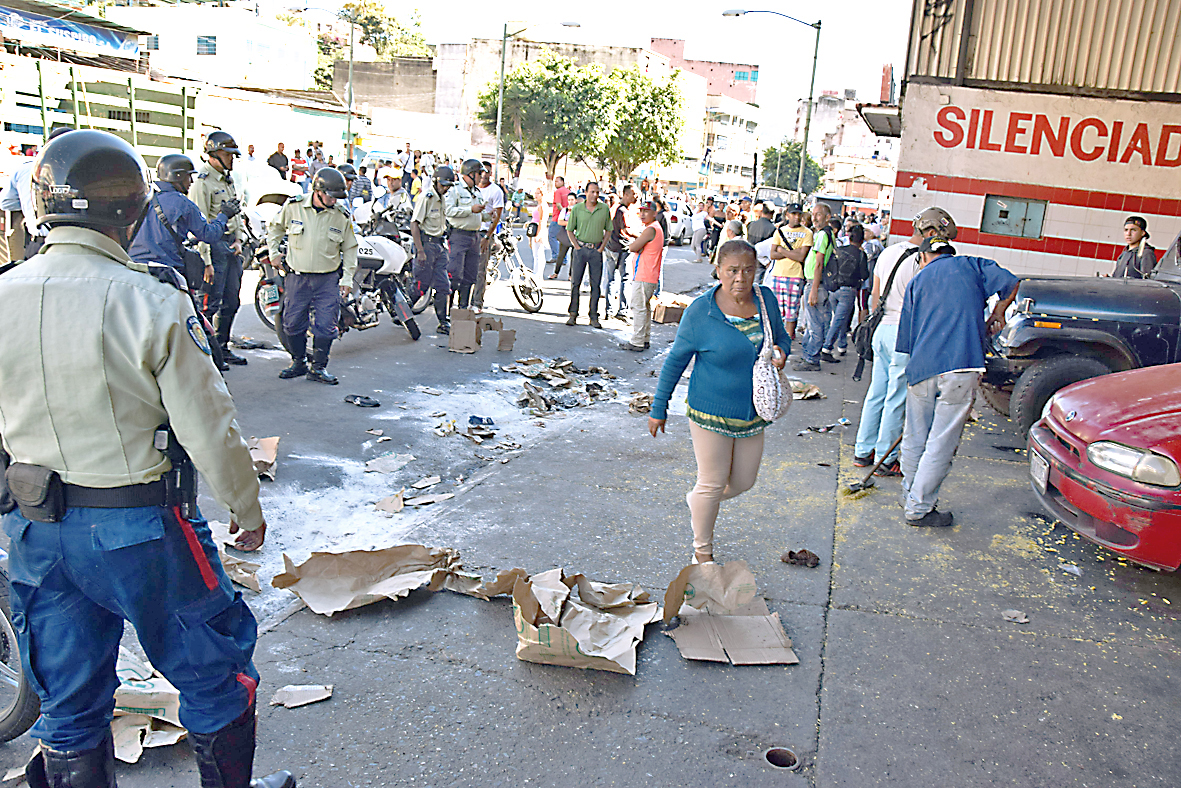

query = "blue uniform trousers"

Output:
[[2, 505, 258, 752], [203, 239, 242, 329], [282, 270, 340, 341], [414, 237, 451, 319], [447, 229, 481, 288]]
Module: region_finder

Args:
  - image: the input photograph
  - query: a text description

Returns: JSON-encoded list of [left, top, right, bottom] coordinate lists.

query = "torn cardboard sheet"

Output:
[[218, 543, 262, 592], [270, 685, 333, 709], [403, 493, 454, 507], [448, 309, 516, 353], [628, 393, 654, 414], [412, 475, 445, 490], [789, 379, 825, 400], [375, 490, 405, 514], [247, 437, 280, 480], [365, 452, 415, 474], [272, 544, 509, 616], [366, 428, 384, 436], [111, 647, 188, 762], [112, 714, 187, 764], [663, 563, 798, 666], [511, 568, 660, 675]]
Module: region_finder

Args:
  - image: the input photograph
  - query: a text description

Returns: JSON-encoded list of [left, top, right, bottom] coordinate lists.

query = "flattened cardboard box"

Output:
[[663, 562, 799, 666]]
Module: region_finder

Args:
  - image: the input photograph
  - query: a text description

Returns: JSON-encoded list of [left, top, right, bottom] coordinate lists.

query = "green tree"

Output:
[[313, 34, 342, 91], [761, 140, 823, 194], [340, 0, 431, 58], [597, 66, 682, 183], [476, 49, 619, 181]]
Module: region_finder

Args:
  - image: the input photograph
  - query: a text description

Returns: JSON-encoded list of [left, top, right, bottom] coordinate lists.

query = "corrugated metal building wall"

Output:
[[907, 0, 1181, 98]]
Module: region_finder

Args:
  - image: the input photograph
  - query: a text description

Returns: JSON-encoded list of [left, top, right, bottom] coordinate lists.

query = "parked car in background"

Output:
[[663, 199, 692, 245], [983, 228, 1181, 437], [1028, 363, 1181, 571]]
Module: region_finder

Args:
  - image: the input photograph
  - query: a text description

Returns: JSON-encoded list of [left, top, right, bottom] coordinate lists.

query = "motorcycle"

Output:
[[485, 225, 544, 313], [247, 195, 421, 343], [354, 199, 432, 316], [0, 552, 40, 742]]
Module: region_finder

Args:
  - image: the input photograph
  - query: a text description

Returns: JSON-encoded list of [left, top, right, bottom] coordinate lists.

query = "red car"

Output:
[[1028, 363, 1181, 570]]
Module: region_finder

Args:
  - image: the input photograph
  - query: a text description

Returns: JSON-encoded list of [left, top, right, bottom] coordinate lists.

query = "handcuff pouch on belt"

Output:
[[4, 463, 65, 523]]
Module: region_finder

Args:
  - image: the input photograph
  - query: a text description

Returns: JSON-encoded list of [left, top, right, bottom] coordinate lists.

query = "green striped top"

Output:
[[686, 314, 770, 438]]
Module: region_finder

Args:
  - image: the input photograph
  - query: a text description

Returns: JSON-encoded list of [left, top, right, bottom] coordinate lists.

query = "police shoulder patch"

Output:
[[186, 315, 213, 355]]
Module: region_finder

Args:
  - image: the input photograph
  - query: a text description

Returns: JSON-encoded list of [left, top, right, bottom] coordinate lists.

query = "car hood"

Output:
[[1018, 276, 1181, 325], [1051, 364, 1181, 460]]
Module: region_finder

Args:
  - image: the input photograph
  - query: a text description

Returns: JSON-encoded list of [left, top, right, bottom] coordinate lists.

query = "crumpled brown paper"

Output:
[[511, 568, 661, 675], [112, 648, 186, 762], [247, 437, 280, 480]]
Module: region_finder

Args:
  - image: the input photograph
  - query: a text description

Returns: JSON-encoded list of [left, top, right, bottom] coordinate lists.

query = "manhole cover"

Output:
[[765, 747, 799, 770]]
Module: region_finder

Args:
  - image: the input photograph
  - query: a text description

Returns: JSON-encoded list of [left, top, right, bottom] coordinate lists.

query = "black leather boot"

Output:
[[188, 703, 296, 788], [456, 283, 471, 309], [279, 331, 308, 379], [216, 315, 248, 365], [306, 338, 338, 385], [435, 298, 450, 335], [26, 733, 117, 788]]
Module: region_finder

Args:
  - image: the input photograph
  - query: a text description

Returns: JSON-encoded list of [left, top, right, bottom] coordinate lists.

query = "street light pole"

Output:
[[346, 17, 355, 160], [723, 9, 822, 198]]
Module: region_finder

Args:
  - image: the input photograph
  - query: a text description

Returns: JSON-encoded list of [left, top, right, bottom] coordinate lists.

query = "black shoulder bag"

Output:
[[152, 196, 207, 294], [851, 247, 920, 381]]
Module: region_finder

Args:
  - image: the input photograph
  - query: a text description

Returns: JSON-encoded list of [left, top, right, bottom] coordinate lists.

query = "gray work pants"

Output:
[[900, 371, 978, 519]]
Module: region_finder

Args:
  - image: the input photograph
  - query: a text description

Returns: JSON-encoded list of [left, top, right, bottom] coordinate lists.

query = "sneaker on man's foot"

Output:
[[792, 359, 821, 372], [853, 452, 875, 468], [834, 346, 847, 357], [619, 342, 645, 352], [565, 315, 577, 326], [820, 351, 841, 364], [437, 321, 450, 336], [875, 461, 902, 477], [906, 509, 954, 528]]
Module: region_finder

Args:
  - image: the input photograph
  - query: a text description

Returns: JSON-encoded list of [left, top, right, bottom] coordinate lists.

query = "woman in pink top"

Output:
[[620, 200, 665, 351], [529, 186, 548, 279]]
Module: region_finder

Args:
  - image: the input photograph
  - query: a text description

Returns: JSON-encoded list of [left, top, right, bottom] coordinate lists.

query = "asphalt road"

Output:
[[3, 239, 1181, 787]]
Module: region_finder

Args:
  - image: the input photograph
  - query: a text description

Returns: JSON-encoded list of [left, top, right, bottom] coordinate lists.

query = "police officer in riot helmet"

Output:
[[410, 165, 456, 334], [443, 158, 486, 309], [0, 129, 293, 788], [336, 163, 358, 214], [189, 130, 249, 366], [267, 166, 358, 384]]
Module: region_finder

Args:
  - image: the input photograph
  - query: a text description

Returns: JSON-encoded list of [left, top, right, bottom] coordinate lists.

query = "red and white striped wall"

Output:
[[890, 84, 1181, 277]]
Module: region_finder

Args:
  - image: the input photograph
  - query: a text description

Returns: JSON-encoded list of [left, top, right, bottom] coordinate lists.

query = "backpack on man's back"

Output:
[[824, 242, 869, 291]]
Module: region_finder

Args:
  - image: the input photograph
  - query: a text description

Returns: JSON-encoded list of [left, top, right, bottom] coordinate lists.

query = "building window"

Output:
[[196, 35, 217, 55], [981, 195, 1047, 239], [144, 35, 159, 50], [716, 135, 729, 150], [735, 71, 749, 81], [107, 110, 151, 124], [751, 70, 758, 82]]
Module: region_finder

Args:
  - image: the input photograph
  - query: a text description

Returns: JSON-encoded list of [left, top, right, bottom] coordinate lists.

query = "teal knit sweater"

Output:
[[651, 285, 791, 422]]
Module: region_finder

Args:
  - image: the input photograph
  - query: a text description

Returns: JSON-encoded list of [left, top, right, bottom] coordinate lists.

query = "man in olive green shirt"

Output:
[[565, 181, 611, 328]]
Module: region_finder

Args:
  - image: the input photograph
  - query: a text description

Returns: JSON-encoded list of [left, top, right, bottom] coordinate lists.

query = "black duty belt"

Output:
[[451, 228, 478, 234], [63, 479, 167, 509]]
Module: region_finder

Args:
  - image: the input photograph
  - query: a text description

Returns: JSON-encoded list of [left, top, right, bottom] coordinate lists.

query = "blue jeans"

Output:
[[800, 284, 830, 364], [548, 220, 563, 262], [3, 506, 258, 750], [602, 249, 629, 314], [900, 371, 978, 518], [823, 285, 856, 352], [854, 323, 909, 463]]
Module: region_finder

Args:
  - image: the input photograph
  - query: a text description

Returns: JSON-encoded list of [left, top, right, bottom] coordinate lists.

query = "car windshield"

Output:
[[1151, 228, 1181, 284]]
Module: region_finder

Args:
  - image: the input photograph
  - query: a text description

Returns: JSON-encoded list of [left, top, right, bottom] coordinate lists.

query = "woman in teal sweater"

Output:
[[649, 240, 791, 564]]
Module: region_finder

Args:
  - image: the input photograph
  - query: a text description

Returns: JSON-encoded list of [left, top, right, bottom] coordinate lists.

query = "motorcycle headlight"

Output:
[[1086, 441, 1181, 487]]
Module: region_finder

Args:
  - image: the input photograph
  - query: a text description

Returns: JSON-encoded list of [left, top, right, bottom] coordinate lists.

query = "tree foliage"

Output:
[[761, 140, 823, 194], [476, 49, 620, 181], [598, 66, 682, 183], [340, 0, 432, 58]]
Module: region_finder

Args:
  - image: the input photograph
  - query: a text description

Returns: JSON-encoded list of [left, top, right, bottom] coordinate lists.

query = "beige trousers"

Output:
[[628, 280, 658, 346], [687, 422, 766, 557]]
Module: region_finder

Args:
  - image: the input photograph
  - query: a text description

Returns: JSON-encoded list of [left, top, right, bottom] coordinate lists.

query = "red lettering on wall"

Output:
[[1004, 112, 1033, 154], [1031, 115, 1069, 157], [966, 108, 981, 149], [934, 106, 966, 148], [1155, 125, 1181, 167], [1120, 123, 1153, 165], [1107, 121, 1124, 162], [979, 110, 1003, 151], [1070, 118, 1107, 161]]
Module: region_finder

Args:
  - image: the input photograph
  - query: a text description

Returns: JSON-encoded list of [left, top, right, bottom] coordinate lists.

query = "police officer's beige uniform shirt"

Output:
[[0, 226, 264, 530], [411, 189, 447, 238], [267, 193, 358, 282], [188, 160, 245, 266], [443, 181, 483, 231]]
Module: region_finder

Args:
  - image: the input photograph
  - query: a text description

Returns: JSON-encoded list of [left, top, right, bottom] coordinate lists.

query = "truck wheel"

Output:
[[979, 383, 1012, 418], [1010, 356, 1112, 437]]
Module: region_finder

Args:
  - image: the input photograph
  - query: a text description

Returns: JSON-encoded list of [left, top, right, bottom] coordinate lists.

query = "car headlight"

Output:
[[1086, 441, 1181, 487], [1040, 395, 1056, 421]]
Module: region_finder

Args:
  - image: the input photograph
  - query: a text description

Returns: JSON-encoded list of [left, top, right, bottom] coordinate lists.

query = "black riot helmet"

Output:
[[33, 129, 150, 230], [460, 158, 483, 180], [336, 162, 357, 182], [311, 167, 349, 199], [434, 165, 456, 188], [204, 130, 241, 157], [156, 154, 197, 186]]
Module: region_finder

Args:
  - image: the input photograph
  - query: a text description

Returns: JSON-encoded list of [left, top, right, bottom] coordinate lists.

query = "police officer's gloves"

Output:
[[219, 198, 242, 219]]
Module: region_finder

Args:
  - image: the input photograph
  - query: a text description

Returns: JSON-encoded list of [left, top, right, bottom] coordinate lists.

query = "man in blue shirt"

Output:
[[895, 238, 1019, 527], [129, 154, 239, 284]]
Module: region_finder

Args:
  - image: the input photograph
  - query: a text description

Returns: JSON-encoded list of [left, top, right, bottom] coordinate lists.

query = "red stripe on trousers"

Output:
[[237, 673, 257, 706], [174, 506, 219, 591]]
